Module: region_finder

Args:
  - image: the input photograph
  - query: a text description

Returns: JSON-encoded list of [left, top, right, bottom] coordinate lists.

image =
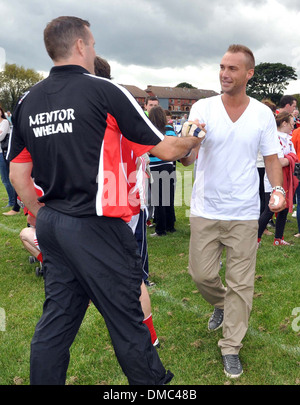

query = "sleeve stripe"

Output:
[[84, 74, 164, 141]]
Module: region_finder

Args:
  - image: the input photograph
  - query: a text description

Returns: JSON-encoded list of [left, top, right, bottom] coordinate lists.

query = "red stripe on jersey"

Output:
[[11, 147, 32, 163], [97, 114, 153, 222], [121, 136, 140, 216]]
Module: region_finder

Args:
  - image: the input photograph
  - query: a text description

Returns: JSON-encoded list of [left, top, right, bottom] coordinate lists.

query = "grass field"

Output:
[[0, 163, 299, 386]]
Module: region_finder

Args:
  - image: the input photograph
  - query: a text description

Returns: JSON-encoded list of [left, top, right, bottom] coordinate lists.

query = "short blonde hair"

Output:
[[227, 44, 255, 69]]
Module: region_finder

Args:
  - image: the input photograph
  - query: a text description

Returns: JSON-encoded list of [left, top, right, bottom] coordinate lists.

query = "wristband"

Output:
[[193, 127, 206, 138], [272, 186, 286, 197]]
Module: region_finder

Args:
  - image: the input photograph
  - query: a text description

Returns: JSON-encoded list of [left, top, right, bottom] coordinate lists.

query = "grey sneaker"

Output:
[[208, 307, 224, 331], [222, 354, 243, 378]]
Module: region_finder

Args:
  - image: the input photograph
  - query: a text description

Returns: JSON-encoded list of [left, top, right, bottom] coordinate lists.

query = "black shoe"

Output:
[[208, 307, 224, 331], [222, 354, 243, 378]]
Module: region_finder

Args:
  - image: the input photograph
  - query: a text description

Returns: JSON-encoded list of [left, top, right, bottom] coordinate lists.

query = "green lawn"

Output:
[[0, 163, 299, 385]]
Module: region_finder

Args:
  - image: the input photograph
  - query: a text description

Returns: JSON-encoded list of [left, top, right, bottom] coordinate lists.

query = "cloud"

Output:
[[283, 0, 300, 10], [1, 0, 300, 93]]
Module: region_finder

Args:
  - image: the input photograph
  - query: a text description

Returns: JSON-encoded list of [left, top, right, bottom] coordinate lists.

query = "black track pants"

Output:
[[30, 206, 172, 385]]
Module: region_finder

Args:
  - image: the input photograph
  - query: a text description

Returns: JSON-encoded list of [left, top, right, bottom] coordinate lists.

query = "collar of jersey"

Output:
[[50, 65, 90, 75]]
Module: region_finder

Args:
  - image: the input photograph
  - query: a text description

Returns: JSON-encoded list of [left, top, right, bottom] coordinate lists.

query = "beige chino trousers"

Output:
[[189, 216, 258, 355]]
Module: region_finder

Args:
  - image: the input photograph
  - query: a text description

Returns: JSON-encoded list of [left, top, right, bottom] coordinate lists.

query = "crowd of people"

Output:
[[0, 15, 297, 384], [258, 95, 300, 247]]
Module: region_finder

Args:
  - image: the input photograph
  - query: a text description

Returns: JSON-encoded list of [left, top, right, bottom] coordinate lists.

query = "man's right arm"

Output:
[[105, 81, 204, 160], [149, 135, 202, 162]]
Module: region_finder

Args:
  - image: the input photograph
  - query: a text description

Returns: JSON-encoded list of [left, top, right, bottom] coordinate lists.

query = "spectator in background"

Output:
[[5, 111, 12, 126], [94, 55, 112, 79], [292, 109, 300, 129], [0, 106, 19, 214], [165, 109, 177, 184], [259, 99, 277, 235], [277, 95, 297, 115], [261, 99, 277, 115], [144, 96, 159, 117], [149, 106, 177, 237], [256, 150, 267, 215], [19, 184, 45, 274], [180, 114, 188, 125], [165, 110, 173, 126], [143, 96, 159, 227], [258, 112, 298, 246]]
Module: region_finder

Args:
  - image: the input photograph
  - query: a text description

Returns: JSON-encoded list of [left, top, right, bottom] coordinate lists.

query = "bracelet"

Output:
[[272, 186, 286, 197]]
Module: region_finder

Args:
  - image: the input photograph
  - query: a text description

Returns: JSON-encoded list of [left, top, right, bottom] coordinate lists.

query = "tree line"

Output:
[[0, 62, 298, 113], [0, 63, 44, 112], [178, 63, 298, 106]]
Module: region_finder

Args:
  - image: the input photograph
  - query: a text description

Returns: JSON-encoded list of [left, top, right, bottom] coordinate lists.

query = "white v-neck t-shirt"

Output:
[[188, 95, 281, 220]]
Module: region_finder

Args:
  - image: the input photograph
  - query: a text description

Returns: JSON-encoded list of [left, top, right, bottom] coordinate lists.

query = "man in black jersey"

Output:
[[8, 16, 202, 385]]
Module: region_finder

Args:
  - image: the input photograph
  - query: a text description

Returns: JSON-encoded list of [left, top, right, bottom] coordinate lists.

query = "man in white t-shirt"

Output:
[[181, 44, 286, 378]]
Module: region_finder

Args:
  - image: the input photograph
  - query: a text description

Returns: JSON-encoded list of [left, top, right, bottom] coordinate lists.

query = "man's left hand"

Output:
[[269, 191, 286, 212]]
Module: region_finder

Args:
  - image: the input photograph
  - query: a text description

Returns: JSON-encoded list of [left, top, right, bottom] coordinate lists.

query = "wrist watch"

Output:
[[272, 186, 286, 197]]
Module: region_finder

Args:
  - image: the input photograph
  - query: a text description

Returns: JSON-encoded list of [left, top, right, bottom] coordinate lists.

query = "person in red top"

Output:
[[121, 136, 159, 346], [8, 17, 201, 385], [94, 55, 159, 346]]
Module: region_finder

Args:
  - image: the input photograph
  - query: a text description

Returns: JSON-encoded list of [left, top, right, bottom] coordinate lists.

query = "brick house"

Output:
[[121, 84, 219, 117], [120, 85, 149, 109], [145, 85, 219, 115]]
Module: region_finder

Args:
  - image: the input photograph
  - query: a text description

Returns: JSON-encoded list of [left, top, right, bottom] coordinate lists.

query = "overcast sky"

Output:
[[1, 0, 300, 94]]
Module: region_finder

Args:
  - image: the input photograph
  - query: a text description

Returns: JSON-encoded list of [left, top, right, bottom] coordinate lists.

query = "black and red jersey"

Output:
[[8, 65, 163, 221]]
